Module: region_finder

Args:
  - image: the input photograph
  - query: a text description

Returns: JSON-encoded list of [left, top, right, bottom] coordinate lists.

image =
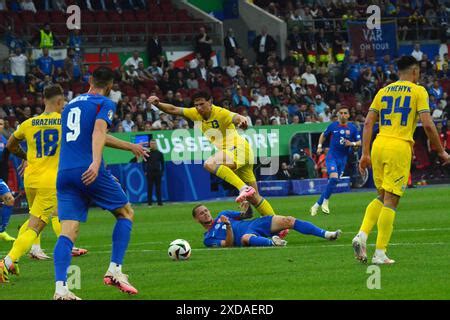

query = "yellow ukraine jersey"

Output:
[[13, 112, 61, 189], [370, 80, 430, 143], [183, 105, 248, 150]]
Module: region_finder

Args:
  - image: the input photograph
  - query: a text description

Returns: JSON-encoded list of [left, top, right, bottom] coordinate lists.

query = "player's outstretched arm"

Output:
[[105, 134, 149, 161], [147, 96, 184, 116], [359, 110, 378, 174], [6, 135, 27, 160], [82, 119, 107, 185], [420, 112, 450, 165], [232, 114, 248, 129], [317, 133, 326, 154]]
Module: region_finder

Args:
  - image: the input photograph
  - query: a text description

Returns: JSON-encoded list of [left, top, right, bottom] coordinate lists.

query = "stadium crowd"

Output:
[[1, 0, 450, 178]]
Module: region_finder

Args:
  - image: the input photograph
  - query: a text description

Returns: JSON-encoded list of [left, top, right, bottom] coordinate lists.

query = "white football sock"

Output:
[[108, 262, 122, 273], [55, 281, 68, 295], [357, 231, 368, 243], [375, 249, 386, 257]]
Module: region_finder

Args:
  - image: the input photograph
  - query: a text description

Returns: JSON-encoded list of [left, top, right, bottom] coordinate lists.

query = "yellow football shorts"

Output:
[[371, 136, 412, 197], [224, 140, 256, 184], [25, 187, 57, 224]]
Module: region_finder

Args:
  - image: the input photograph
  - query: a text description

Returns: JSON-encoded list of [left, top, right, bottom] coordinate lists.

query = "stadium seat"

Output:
[[35, 11, 49, 25], [122, 10, 136, 22], [50, 11, 66, 23], [18, 11, 35, 24]]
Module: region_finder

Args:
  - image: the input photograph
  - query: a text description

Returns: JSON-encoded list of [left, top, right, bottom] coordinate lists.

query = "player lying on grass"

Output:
[[147, 92, 282, 228], [193, 202, 341, 248]]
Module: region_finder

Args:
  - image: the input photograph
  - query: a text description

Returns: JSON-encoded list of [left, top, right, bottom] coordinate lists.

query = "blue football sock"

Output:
[[0, 205, 13, 233], [111, 218, 133, 265], [248, 236, 273, 247], [294, 219, 326, 238], [318, 177, 338, 204], [54, 235, 74, 282]]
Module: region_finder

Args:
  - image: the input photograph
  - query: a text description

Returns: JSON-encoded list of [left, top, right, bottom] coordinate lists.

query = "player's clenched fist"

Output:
[[147, 96, 160, 107]]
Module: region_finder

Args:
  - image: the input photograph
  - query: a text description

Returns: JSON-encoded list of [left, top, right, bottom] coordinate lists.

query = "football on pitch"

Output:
[[168, 239, 191, 261]]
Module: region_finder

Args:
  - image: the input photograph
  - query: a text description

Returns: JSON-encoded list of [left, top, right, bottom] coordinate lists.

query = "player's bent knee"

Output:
[[204, 158, 217, 172], [114, 204, 134, 221], [241, 234, 253, 246], [285, 216, 296, 229], [4, 194, 14, 206]]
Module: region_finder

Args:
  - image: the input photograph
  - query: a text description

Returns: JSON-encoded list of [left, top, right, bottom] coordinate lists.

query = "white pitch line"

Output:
[[0, 242, 447, 258]]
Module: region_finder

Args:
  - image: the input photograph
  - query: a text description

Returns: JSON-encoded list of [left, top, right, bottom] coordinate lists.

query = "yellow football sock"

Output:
[[51, 216, 61, 237], [18, 219, 29, 237], [20, 219, 42, 246], [8, 229, 39, 261], [255, 198, 275, 216], [215, 165, 246, 190], [360, 198, 384, 235], [376, 206, 396, 251]]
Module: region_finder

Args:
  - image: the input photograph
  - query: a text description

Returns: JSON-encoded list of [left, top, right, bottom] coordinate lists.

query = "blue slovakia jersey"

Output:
[[59, 93, 116, 171], [203, 210, 244, 248], [324, 121, 360, 159]]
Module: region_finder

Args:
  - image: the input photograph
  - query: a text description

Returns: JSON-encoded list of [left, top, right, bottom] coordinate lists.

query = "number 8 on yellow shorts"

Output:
[[25, 188, 57, 224]]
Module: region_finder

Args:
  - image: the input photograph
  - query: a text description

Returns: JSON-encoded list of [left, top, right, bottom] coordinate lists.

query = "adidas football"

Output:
[[168, 239, 191, 261]]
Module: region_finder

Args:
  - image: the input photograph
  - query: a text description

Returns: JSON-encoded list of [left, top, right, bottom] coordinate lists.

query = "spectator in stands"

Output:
[[340, 78, 353, 94], [253, 26, 277, 65], [429, 80, 444, 100], [147, 59, 163, 80], [81, 65, 91, 83], [64, 47, 82, 82], [256, 86, 271, 108], [121, 113, 135, 132], [66, 27, 83, 52], [319, 106, 332, 122], [195, 58, 209, 81], [232, 87, 250, 108], [8, 47, 27, 85], [195, 26, 213, 62], [125, 51, 144, 70], [267, 68, 282, 86], [0, 0, 6, 10], [147, 34, 163, 64], [225, 58, 240, 79], [314, 94, 328, 115], [109, 83, 122, 104], [411, 43, 424, 62], [277, 162, 292, 180], [20, 0, 37, 13], [301, 65, 317, 87], [2, 97, 15, 117], [224, 28, 239, 60], [136, 61, 153, 82], [36, 48, 55, 77]]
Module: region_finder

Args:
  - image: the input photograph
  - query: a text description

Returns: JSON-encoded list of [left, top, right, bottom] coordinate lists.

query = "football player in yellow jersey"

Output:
[[0, 85, 79, 282], [147, 91, 278, 219], [352, 56, 450, 265]]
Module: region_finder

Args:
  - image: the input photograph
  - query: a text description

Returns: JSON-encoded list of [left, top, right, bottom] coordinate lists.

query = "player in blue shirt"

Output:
[[193, 202, 341, 248], [310, 106, 361, 216], [0, 120, 15, 242], [53, 67, 148, 300]]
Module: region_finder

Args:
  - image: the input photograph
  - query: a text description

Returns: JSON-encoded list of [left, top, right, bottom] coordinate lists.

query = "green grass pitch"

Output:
[[1, 186, 449, 300]]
